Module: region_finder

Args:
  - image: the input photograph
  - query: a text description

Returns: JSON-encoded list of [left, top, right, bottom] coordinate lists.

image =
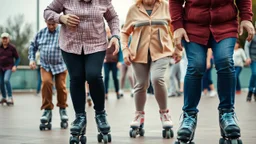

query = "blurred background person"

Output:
[[35, 51, 42, 96], [168, 59, 181, 97]]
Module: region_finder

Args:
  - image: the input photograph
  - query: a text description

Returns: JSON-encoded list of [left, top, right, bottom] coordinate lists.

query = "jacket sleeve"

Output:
[[236, 0, 253, 21], [44, 0, 65, 23], [104, 2, 120, 37], [28, 33, 39, 61], [169, 0, 185, 32]]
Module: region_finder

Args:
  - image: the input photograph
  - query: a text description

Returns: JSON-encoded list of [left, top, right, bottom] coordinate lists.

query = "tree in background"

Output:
[[0, 14, 33, 65]]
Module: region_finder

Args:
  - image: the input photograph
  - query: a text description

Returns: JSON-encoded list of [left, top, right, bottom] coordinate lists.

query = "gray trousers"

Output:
[[132, 57, 170, 111]]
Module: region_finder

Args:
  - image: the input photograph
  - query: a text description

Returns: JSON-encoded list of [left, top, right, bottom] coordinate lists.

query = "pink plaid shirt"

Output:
[[44, 0, 120, 55]]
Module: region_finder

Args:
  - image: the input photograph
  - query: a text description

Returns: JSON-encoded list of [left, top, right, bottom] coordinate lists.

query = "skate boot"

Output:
[[130, 89, 135, 97], [95, 110, 111, 144], [39, 110, 52, 131], [87, 93, 92, 107], [0, 98, 7, 105], [175, 111, 197, 144], [219, 108, 242, 144], [117, 92, 121, 99], [119, 89, 124, 97], [6, 97, 14, 106], [160, 109, 174, 139], [60, 108, 69, 129], [129, 111, 145, 138], [70, 113, 87, 144], [246, 91, 252, 102]]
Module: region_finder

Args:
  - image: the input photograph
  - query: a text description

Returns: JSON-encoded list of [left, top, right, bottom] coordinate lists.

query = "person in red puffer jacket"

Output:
[[169, 0, 255, 144]]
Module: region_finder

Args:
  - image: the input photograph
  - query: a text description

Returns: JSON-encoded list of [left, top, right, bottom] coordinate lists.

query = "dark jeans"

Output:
[[147, 81, 154, 94], [0, 69, 12, 98], [62, 50, 106, 114], [235, 66, 242, 91], [202, 59, 213, 91], [182, 36, 236, 112], [37, 65, 42, 93], [104, 62, 119, 94], [249, 61, 256, 93]]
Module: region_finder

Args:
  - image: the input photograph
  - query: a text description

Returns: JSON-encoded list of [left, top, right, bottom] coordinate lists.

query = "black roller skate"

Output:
[[129, 111, 145, 138], [6, 98, 14, 106], [175, 111, 197, 144], [70, 113, 87, 144], [160, 110, 174, 139], [60, 108, 69, 129], [39, 110, 52, 131], [219, 108, 242, 144], [95, 110, 111, 144], [246, 91, 252, 102]]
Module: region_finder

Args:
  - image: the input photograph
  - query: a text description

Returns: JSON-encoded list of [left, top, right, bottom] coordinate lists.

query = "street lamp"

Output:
[[37, 0, 40, 32]]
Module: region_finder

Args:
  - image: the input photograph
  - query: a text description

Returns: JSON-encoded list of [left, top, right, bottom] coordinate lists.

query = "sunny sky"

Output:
[[0, 0, 135, 33]]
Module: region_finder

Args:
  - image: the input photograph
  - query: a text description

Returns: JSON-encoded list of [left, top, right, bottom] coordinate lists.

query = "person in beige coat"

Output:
[[121, 0, 182, 138]]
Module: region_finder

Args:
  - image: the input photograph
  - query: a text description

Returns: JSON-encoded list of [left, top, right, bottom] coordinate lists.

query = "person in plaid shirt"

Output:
[[44, 0, 120, 143], [28, 20, 69, 131]]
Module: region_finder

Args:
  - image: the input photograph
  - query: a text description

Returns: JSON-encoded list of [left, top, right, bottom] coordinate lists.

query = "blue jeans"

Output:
[[235, 66, 242, 91], [104, 62, 119, 94], [36, 66, 42, 93], [182, 37, 236, 112], [248, 61, 256, 93], [0, 69, 13, 98]]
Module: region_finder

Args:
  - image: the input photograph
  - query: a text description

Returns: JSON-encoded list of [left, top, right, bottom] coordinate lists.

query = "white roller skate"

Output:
[[129, 111, 145, 138], [160, 109, 174, 139]]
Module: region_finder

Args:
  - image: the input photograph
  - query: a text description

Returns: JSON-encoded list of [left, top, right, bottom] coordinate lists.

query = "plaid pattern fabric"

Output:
[[28, 27, 67, 75], [44, 0, 120, 55]]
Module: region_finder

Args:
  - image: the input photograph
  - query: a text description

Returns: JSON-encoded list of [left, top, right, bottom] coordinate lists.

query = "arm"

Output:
[[236, 0, 253, 22], [28, 34, 39, 62], [104, 2, 120, 38], [44, 0, 65, 23], [12, 47, 20, 67], [169, 0, 185, 32], [244, 40, 251, 59]]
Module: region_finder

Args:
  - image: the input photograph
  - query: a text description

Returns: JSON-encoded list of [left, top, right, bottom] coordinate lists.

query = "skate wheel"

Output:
[[219, 138, 225, 144], [129, 129, 137, 138], [162, 130, 166, 138], [103, 135, 108, 144], [80, 135, 87, 144], [48, 124, 52, 130], [97, 134, 102, 142], [174, 141, 180, 144], [170, 129, 174, 138], [190, 142, 195, 144], [70, 136, 79, 144], [139, 129, 145, 136], [61, 122, 68, 129], [108, 134, 112, 142]]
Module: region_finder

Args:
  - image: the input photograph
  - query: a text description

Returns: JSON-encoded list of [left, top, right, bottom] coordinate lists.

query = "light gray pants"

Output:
[[132, 57, 170, 111]]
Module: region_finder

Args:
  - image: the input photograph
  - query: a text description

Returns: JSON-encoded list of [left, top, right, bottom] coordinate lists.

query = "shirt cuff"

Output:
[[111, 30, 120, 37], [54, 14, 62, 24], [171, 20, 184, 32], [240, 14, 253, 22]]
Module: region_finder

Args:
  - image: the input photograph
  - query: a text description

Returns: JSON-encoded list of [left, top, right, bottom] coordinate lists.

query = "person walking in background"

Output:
[[44, 0, 120, 143], [201, 49, 217, 97], [170, 0, 254, 143], [168, 60, 181, 97], [179, 48, 187, 94], [245, 22, 256, 102], [233, 40, 248, 95], [119, 34, 134, 97], [28, 20, 69, 131], [104, 27, 123, 100], [0, 32, 20, 105], [35, 51, 42, 96], [122, 0, 182, 138]]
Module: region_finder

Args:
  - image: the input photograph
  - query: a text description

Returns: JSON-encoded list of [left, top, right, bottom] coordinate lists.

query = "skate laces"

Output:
[[60, 109, 67, 116], [161, 113, 170, 122], [96, 114, 108, 125], [221, 112, 238, 126], [133, 112, 144, 122], [180, 113, 196, 128]]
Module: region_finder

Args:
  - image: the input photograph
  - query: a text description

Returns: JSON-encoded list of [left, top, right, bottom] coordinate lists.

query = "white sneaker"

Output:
[[130, 111, 145, 128], [160, 110, 173, 128], [201, 92, 208, 97], [209, 90, 217, 97]]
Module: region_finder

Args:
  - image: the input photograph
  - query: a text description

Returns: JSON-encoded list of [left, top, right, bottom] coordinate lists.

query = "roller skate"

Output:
[[60, 108, 69, 129], [39, 110, 52, 131], [129, 111, 145, 138], [0, 98, 7, 105], [175, 111, 197, 144], [70, 113, 87, 144], [117, 92, 121, 99], [6, 97, 14, 106], [246, 91, 252, 102], [87, 93, 92, 107], [160, 110, 174, 139], [219, 108, 242, 144], [119, 89, 124, 97], [130, 89, 135, 97], [95, 110, 111, 144]]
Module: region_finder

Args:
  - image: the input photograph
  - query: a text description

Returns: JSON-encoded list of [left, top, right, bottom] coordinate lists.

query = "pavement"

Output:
[[0, 91, 256, 144]]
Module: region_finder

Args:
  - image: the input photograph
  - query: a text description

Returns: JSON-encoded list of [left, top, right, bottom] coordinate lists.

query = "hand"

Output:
[[239, 20, 255, 42], [12, 66, 17, 72], [246, 58, 252, 65], [29, 61, 37, 70], [173, 28, 190, 51], [123, 48, 135, 66], [104, 58, 107, 63], [116, 62, 122, 69], [60, 14, 80, 27], [172, 48, 182, 64], [206, 61, 211, 69], [108, 37, 119, 55]]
